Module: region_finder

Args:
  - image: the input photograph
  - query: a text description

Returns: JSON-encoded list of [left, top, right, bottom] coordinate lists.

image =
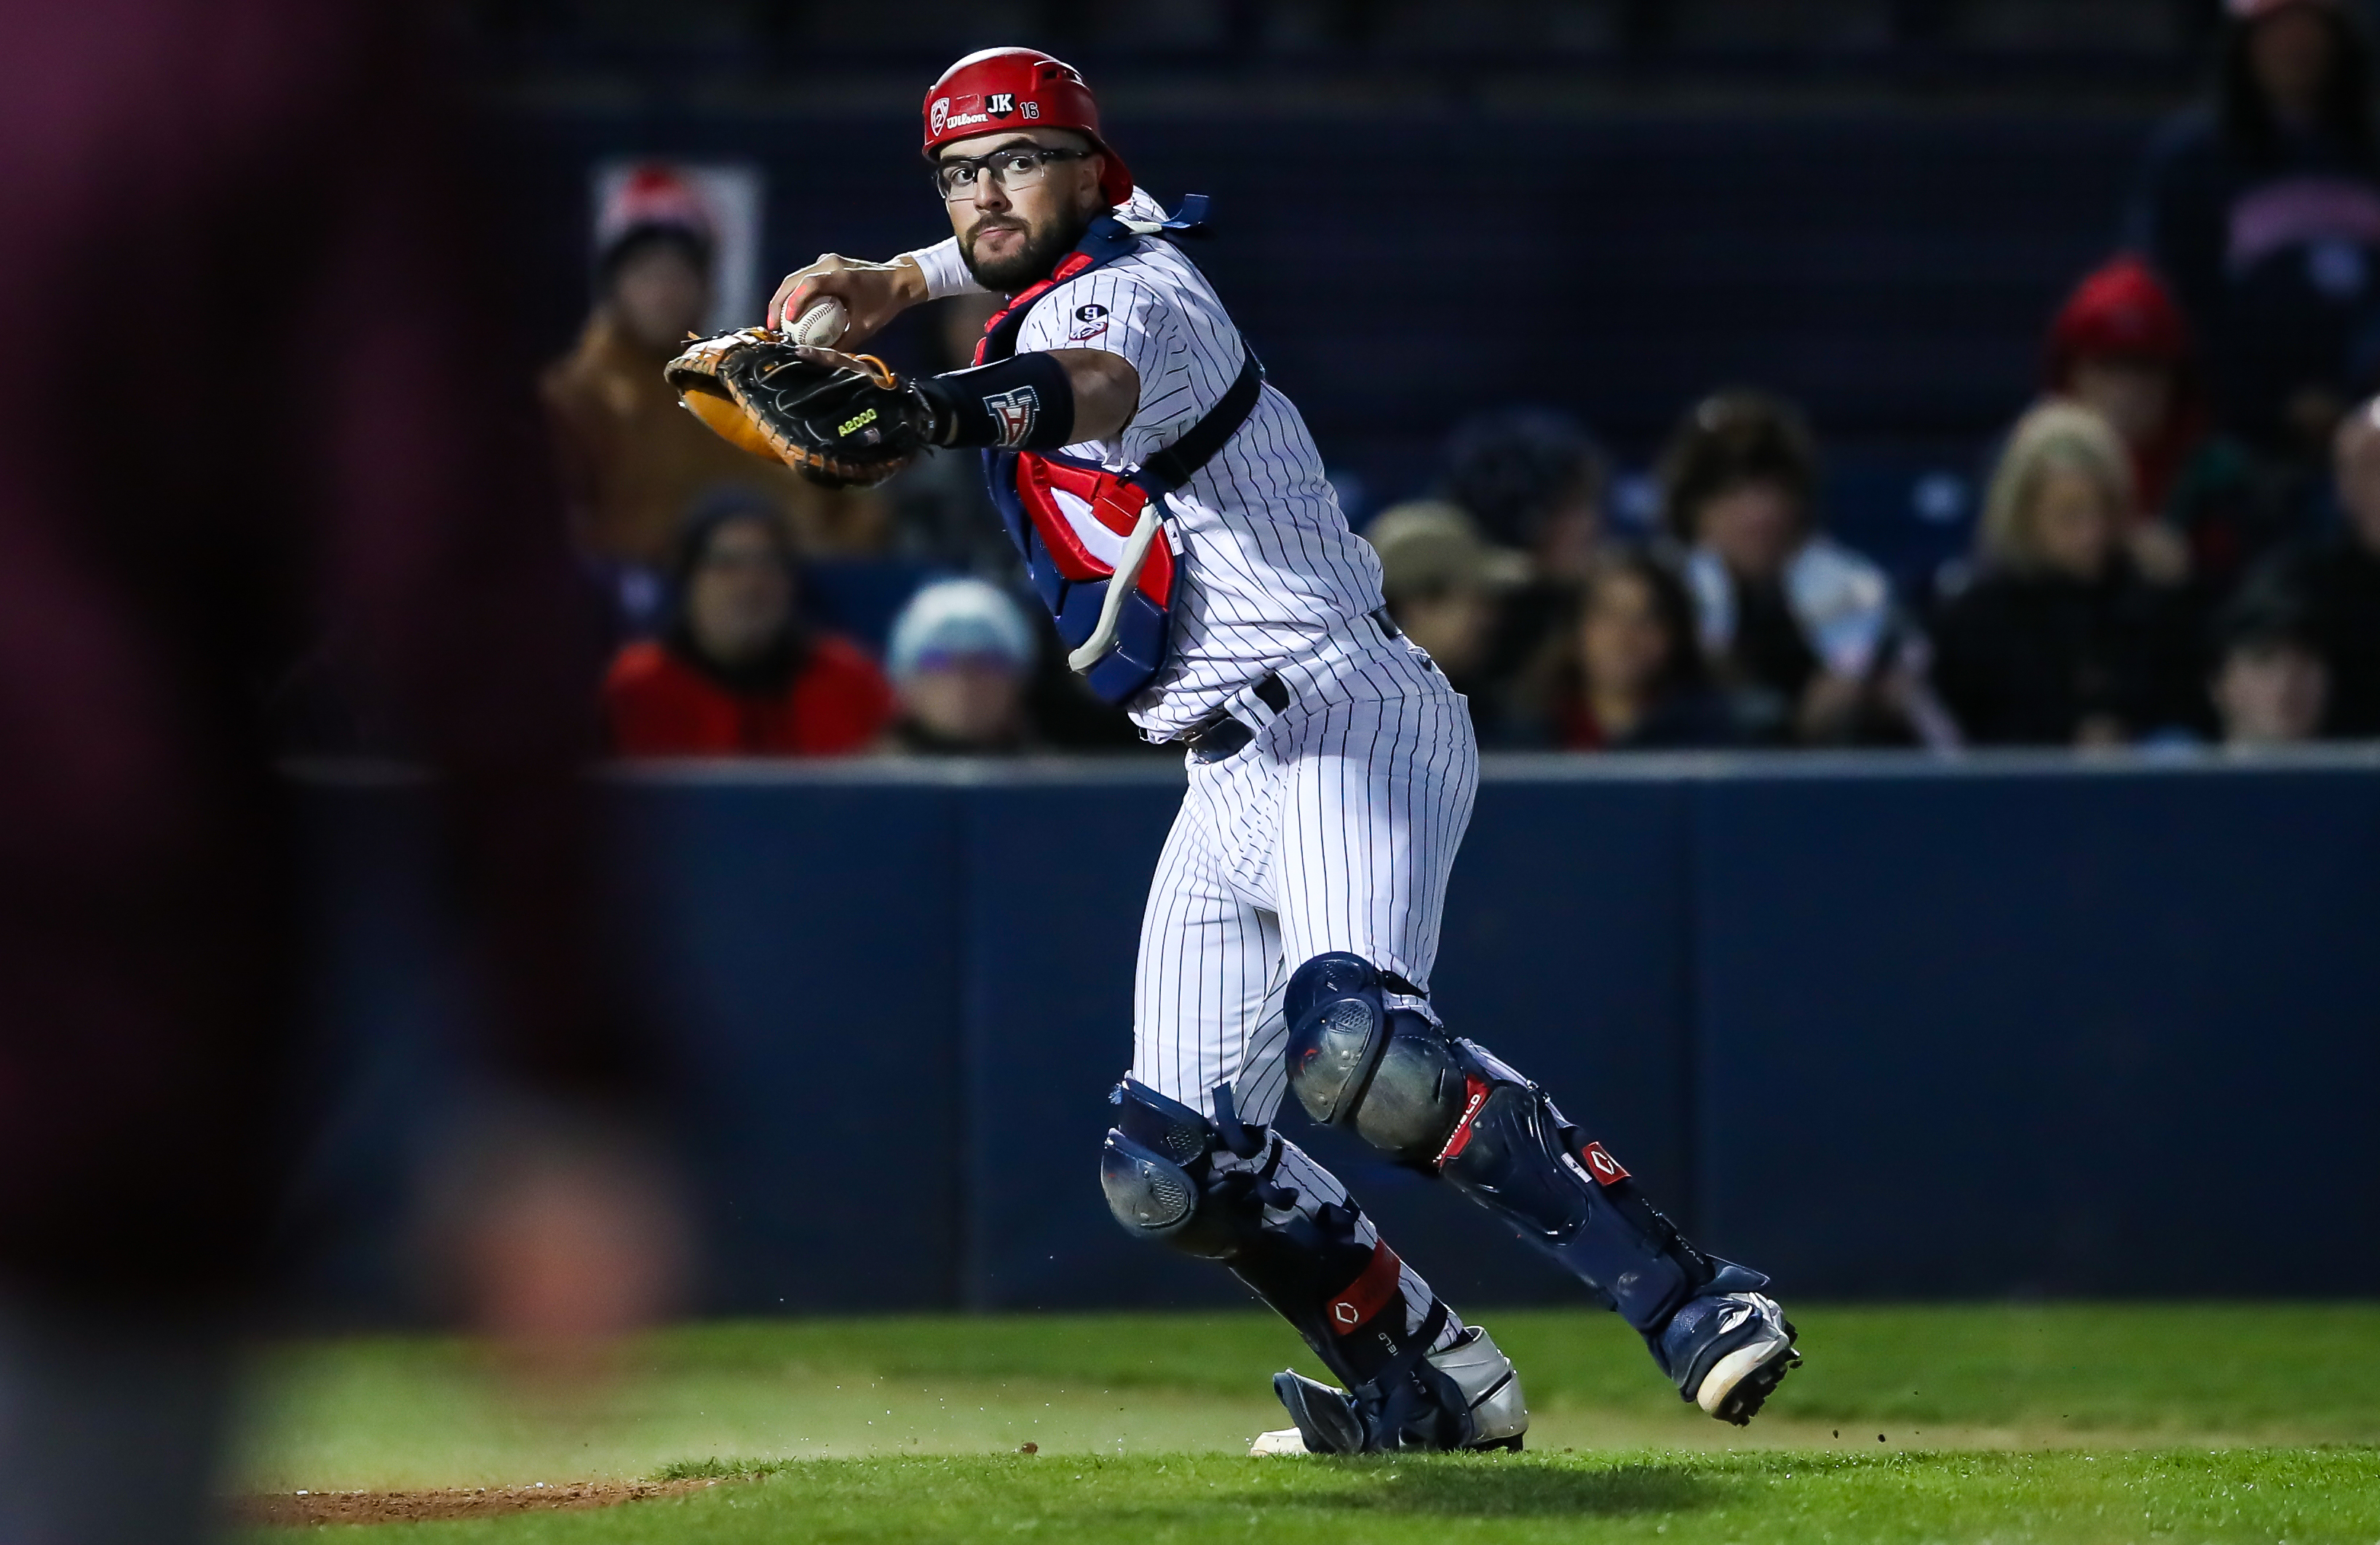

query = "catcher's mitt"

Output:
[[666, 330, 932, 489]]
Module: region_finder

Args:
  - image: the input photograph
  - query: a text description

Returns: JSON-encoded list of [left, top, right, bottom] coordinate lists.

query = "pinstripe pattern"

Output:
[[1013, 222, 1384, 739], [1131, 633, 1476, 1349], [1130, 635, 1479, 1125]]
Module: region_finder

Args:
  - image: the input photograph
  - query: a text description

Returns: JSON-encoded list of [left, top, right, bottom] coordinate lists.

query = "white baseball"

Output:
[[788, 296, 849, 347]]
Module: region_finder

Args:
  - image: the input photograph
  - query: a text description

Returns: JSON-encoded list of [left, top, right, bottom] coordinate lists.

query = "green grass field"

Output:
[[232, 1303, 2380, 1541]]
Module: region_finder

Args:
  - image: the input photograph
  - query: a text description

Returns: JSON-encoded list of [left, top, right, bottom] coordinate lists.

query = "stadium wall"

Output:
[[296, 751, 2380, 1316]]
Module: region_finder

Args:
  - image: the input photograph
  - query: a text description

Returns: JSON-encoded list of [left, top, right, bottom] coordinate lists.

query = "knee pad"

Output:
[[1098, 1081, 1256, 1260], [1283, 953, 1469, 1164]]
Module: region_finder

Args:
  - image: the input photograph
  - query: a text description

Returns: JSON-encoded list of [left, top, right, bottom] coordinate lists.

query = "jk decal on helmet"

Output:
[[989, 92, 1016, 117], [985, 386, 1040, 448]]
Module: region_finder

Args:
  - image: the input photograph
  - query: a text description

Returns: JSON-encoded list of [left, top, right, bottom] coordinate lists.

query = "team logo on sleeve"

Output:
[[984, 385, 1040, 447], [988, 92, 1016, 118], [1068, 302, 1110, 341]]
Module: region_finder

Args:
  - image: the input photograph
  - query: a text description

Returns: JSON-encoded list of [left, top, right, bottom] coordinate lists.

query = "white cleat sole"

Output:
[[1696, 1330, 1795, 1417], [1249, 1427, 1310, 1456]]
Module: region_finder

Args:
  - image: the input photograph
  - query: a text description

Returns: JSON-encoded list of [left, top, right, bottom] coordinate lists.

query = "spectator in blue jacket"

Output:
[[2130, 0, 2380, 461]]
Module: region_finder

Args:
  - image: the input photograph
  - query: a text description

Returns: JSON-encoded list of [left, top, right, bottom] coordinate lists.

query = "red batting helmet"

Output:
[[921, 47, 1134, 210]]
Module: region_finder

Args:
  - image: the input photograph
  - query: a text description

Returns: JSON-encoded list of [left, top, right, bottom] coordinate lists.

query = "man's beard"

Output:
[[961, 201, 1098, 292]]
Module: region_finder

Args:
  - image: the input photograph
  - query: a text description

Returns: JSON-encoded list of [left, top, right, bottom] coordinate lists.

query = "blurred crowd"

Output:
[[511, 0, 2380, 763]]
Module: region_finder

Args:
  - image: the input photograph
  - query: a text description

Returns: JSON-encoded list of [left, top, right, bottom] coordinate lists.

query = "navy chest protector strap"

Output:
[[975, 196, 1264, 705]]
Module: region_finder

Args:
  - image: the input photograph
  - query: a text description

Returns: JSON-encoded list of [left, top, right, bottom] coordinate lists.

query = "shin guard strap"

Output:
[[1325, 1241, 1406, 1337]]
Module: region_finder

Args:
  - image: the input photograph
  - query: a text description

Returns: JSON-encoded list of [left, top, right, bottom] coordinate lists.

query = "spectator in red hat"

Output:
[[2128, 0, 2380, 463], [604, 493, 893, 757], [2047, 258, 2205, 519]]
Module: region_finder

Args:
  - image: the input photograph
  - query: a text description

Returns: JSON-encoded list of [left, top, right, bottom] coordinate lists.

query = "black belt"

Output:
[[1177, 608, 1405, 763], [1179, 672, 1289, 762]]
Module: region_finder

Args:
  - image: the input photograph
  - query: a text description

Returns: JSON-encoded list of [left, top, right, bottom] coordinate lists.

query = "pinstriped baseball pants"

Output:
[[1130, 643, 1478, 1342]]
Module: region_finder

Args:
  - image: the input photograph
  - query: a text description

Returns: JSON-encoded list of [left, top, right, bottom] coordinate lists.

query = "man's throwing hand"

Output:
[[766, 253, 929, 347]]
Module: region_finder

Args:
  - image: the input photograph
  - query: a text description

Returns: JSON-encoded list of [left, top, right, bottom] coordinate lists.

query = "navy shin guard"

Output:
[[1098, 1079, 1458, 1429], [1283, 953, 1745, 1338]]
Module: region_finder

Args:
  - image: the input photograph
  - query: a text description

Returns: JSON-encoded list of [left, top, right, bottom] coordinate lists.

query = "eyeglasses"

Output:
[[933, 145, 1092, 202]]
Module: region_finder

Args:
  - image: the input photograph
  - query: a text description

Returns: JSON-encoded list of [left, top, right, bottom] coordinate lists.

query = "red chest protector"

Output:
[[976, 198, 1262, 705]]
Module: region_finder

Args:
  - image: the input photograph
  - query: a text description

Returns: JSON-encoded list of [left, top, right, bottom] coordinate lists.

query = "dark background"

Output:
[[472, 0, 2286, 586]]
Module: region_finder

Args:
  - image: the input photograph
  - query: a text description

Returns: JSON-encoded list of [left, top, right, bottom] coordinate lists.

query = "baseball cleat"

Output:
[[1658, 1290, 1800, 1426], [1255, 1326, 1528, 1455]]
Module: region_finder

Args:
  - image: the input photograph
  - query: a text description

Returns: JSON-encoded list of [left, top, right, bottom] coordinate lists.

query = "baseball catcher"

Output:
[[679, 45, 1801, 1455]]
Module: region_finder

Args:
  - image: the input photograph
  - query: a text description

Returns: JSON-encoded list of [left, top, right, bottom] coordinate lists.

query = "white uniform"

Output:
[[917, 202, 1477, 1341]]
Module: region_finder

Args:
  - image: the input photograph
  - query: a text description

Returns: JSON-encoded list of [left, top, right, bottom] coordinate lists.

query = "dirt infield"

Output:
[[230, 1477, 723, 1527]]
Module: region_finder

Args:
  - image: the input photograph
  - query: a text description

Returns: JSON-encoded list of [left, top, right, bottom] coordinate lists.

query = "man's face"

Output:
[[937, 129, 1106, 291]]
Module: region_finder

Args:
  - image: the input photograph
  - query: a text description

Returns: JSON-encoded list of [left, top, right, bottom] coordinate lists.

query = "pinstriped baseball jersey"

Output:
[[924, 196, 1477, 1362], [1008, 221, 1387, 740]]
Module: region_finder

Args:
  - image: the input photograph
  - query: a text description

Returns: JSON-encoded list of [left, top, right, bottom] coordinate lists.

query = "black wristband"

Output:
[[917, 352, 1078, 451]]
